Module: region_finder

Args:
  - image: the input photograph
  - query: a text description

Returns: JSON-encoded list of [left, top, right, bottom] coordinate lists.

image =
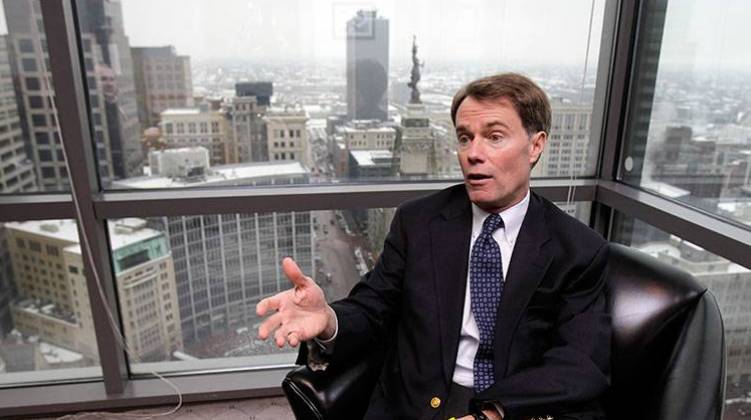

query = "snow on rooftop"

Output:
[[350, 150, 393, 166], [39, 342, 84, 364], [6, 218, 162, 253], [114, 161, 308, 189], [160, 108, 201, 116]]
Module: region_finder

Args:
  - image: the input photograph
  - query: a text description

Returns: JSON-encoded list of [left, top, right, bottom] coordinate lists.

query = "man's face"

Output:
[[455, 96, 546, 212]]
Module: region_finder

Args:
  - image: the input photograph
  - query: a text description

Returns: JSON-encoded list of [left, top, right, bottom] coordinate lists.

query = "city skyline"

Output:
[[0, 3, 750, 417]]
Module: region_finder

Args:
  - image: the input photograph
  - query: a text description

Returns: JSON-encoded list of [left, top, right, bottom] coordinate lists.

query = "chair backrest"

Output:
[[283, 244, 727, 420], [604, 243, 725, 420]]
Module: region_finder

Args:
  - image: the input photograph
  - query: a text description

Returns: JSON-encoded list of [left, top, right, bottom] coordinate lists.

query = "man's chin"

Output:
[[466, 190, 496, 210]]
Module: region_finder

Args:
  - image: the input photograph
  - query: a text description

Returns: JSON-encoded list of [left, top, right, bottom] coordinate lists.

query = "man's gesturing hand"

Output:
[[256, 257, 337, 348]]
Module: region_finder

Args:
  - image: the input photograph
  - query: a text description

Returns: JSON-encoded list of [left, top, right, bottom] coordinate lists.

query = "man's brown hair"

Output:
[[451, 72, 551, 137]]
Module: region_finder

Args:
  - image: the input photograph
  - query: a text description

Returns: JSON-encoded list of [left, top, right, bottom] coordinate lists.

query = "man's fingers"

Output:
[[282, 257, 312, 288], [256, 294, 282, 316], [288, 332, 300, 347], [274, 325, 291, 348], [258, 312, 282, 340]]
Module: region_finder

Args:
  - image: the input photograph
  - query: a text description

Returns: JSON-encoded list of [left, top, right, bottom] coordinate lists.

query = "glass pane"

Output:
[[0, 0, 68, 193], [82, 0, 606, 191], [110, 198, 588, 374], [620, 0, 751, 229], [0, 219, 102, 386], [554, 201, 591, 225], [111, 207, 389, 374], [611, 212, 751, 418]]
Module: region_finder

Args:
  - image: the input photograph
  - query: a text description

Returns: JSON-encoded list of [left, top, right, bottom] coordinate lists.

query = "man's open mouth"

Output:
[[467, 174, 491, 181]]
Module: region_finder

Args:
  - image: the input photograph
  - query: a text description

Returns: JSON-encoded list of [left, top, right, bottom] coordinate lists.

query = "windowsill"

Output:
[[0, 365, 294, 417]]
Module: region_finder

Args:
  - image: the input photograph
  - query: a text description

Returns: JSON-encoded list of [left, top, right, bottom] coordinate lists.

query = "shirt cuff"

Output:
[[313, 308, 338, 350]]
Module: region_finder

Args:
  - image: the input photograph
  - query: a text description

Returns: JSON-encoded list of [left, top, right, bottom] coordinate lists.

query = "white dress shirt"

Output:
[[452, 190, 530, 388]]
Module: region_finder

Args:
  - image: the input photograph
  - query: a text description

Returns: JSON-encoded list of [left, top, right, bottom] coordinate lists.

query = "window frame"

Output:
[[0, 0, 749, 416]]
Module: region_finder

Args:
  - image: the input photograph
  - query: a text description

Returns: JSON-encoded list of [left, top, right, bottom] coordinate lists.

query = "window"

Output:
[[620, 0, 751, 228], [3, 0, 747, 417], [21, 58, 37, 72], [38, 149, 52, 162], [46, 244, 59, 256], [0, 219, 101, 387], [35, 131, 50, 146], [18, 39, 34, 53], [29, 96, 44, 109], [31, 114, 46, 127], [25, 77, 41, 90]]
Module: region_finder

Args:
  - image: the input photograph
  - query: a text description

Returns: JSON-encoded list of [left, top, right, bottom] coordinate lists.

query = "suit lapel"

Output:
[[429, 189, 472, 386], [494, 192, 552, 378]]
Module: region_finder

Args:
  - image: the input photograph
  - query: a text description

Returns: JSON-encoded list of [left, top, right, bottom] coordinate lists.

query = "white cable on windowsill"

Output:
[[36, 18, 184, 420]]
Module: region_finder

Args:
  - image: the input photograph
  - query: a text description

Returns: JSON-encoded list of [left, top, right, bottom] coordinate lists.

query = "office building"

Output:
[[3, 0, 142, 189], [160, 108, 230, 165], [346, 10, 389, 121], [131, 46, 193, 129], [5, 218, 181, 364], [227, 82, 272, 163], [533, 99, 593, 178], [265, 107, 310, 167], [114, 152, 314, 345], [333, 120, 396, 177], [0, 36, 36, 194]]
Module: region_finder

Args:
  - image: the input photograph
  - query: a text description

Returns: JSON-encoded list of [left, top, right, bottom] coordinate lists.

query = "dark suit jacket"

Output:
[[304, 184, 611, 419]]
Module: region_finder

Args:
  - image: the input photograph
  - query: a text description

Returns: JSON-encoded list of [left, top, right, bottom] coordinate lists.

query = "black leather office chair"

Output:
[[282, 243, 726, 420]]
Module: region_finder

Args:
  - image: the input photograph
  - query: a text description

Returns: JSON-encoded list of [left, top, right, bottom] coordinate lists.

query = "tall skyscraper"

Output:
[[77, 0, 143, 182], [0, 34, 38, 338], [346, 10, 389, 121], [3, 0, 143, 189], [131, 46, 193, 130], [0, 36, 36, 194]]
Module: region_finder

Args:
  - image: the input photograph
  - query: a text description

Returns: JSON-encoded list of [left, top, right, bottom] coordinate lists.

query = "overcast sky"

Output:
[[0, 0, 750, 71], [115, 0, 606, 67]]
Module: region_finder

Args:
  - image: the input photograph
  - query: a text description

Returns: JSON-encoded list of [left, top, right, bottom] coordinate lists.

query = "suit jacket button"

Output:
[[430, 397, 441, 408]]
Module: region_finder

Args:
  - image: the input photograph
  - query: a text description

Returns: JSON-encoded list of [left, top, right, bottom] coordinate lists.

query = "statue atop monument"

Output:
[[407, 35, 424, 104]]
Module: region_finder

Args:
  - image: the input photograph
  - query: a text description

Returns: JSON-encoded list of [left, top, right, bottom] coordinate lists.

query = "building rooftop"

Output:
[[6, 219, 162, 253], [14, 299, 76, 325], [113, 161, 309, 189], [350, 150, 393, 166], [160, 108, 201, 116], [131, 45, 182, 59], [39, 342, 84, 365]]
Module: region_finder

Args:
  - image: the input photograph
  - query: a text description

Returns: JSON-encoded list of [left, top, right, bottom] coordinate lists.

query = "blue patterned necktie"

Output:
[[470, 213, 505, 393]]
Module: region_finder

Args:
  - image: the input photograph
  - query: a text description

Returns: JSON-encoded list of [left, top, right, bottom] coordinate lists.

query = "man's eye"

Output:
[[488, 134, 504, 143], [457, 135, 470, 145]]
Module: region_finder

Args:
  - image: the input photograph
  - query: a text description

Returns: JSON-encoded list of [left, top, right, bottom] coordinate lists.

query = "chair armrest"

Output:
[[282, 355, 381, 420]]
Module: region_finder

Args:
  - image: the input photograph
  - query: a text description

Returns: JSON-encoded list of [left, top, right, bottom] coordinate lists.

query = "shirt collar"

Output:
[[471, 190, 530, 245]]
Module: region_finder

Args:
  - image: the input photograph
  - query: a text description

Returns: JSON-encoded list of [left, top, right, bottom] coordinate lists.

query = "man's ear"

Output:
[[529, 131, 547, 166]]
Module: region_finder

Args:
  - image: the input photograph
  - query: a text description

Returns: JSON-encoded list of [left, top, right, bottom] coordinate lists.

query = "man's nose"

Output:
[[465, 138, 487, 162]]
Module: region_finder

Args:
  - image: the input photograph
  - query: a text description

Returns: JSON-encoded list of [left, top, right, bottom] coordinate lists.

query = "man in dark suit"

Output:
[[257, 73, 610, 419]]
